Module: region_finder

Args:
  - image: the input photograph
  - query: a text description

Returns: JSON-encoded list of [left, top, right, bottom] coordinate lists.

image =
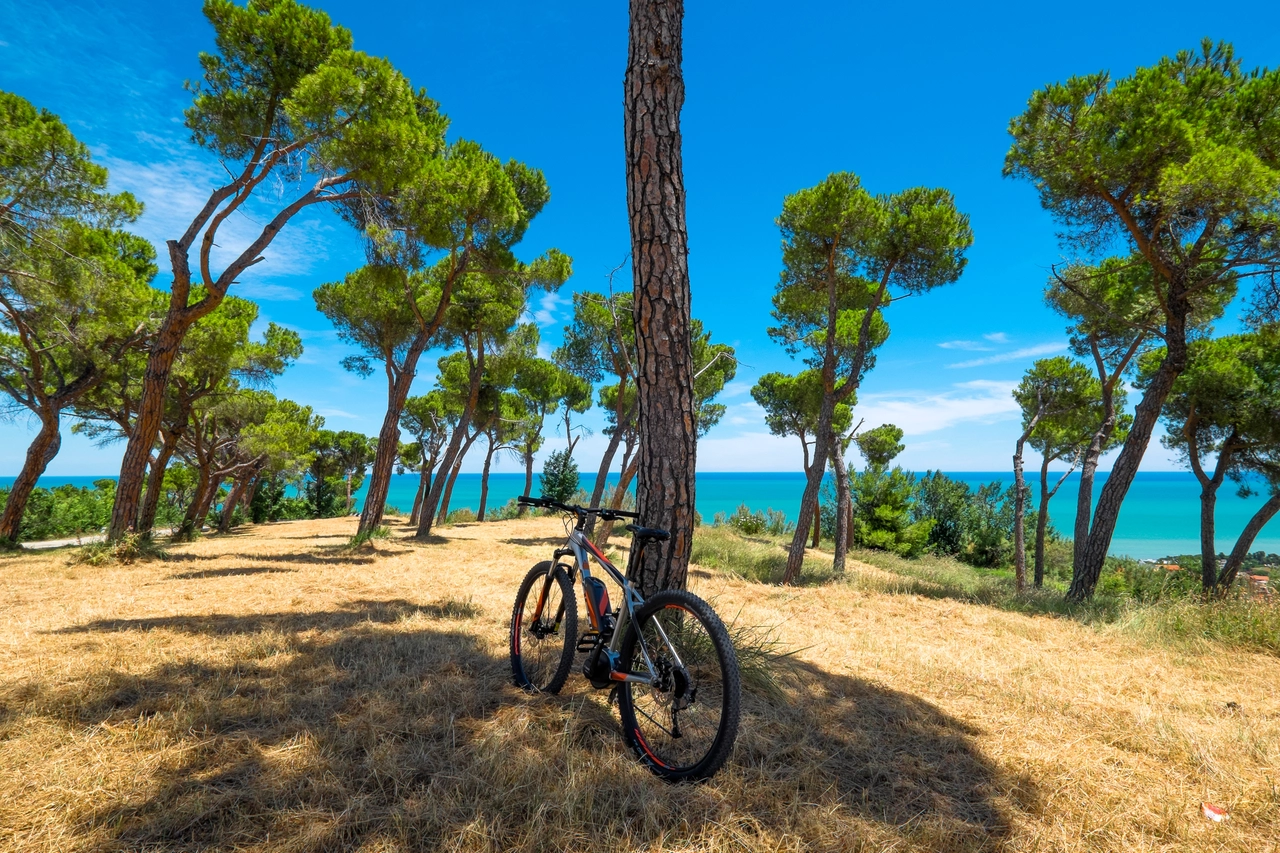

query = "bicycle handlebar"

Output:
[[517, 494, 640, 522]]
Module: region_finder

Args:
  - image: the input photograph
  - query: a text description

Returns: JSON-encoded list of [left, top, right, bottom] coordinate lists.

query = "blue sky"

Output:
[[2, 0, 1279, 476]]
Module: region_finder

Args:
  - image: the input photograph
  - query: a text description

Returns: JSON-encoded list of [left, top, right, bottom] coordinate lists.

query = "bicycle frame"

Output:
[[530, 524, 665, 686]]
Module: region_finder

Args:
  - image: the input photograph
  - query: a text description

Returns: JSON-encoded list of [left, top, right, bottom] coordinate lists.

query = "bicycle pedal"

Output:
[[577, 631, 602, 653]]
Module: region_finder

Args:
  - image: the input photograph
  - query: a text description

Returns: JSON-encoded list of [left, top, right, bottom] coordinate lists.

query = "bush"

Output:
[[540, 449, 579, 503], [444, 507, 476, 524], [850, 466, 933, 558], [486, 498, 522, 521]]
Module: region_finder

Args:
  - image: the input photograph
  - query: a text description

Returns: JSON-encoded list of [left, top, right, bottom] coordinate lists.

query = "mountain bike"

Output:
[[508, 495, 741, 782]]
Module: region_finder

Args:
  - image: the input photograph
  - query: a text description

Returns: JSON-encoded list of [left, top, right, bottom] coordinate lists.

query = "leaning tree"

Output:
[[771, 173, 972, 585], [107, 0, 448, 539], [1005, 40, 1280, 598]]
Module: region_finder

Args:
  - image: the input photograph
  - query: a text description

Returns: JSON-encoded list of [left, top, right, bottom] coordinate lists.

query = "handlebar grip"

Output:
[[517, 495, 541, 506]]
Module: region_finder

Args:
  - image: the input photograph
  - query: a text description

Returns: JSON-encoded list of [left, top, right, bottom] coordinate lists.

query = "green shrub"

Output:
[[540, 449, 579, 503], [444, 507, 476, 524]]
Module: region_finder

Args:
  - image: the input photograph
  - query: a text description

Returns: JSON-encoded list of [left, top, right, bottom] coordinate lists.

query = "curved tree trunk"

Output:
[[626, 0, 696, 596], [0, 416, 61, 544], [595, 448, 640, 546], [786, 398, 836, 584], [518, 446, 535, 517], [358, 335, 428, 536], [437, 432, 478, 524], [830, 442, 850, 574], [137, 433, 180, 538], [1012, 419, 1039, 594], [1071, 300, 1188, 599], [418, 344, 484, 538], [1218, 491, 1280, 589], [109, 319, 191, 539], [218, 474, 251, 533], [178, 464, 212, 539], [409, 464, 430, 526], [1034, 456, 1052, 588], [477, 433, 497, 521]]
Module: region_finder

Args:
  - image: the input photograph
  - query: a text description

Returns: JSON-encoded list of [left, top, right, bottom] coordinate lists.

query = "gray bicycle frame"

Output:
[[533, 525, 684, 687]]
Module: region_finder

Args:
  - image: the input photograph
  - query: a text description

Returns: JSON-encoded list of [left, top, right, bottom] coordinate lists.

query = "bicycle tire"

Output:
[[510, 561, 578, 694], [617, 589, 741, 782]]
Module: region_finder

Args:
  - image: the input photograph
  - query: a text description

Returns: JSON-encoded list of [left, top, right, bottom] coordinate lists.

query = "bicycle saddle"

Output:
[[625, 523, 671, 542]]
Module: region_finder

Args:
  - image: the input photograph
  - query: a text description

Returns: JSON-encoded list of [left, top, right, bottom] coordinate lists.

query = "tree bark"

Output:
[[477, 432, 497, 521], [409, 464, 430, 526], [109, 316, 196, 539], [358, 332, 429, 535], [626, 0, 697, 596], [518, 446, 535, 517], [178, 463, 212, 540], [1035, 455, 1052, 588], [1070, 291, 1188, 599], [218, 474, 251, 533], [595, 446, 640, 546], [831, 443, 850, 574], [1071, 357, 1185, 598], [137, 432, 180, 537], [417, 342, 484, 538], [0, 416, 61, 543], [1012, 416, 1040, 594], [1218, 491, 1280, 589], [437, 430, 479, 524]]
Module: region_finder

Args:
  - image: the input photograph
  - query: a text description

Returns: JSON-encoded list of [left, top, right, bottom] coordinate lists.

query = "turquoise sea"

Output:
[[9, 471, 1277, 560]]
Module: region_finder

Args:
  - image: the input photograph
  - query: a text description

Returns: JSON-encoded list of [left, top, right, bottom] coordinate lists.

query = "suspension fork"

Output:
[[531, 551, 576, 626]]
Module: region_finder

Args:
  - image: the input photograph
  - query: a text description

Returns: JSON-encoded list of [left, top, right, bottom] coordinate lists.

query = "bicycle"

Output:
[[508, 495, 741, 782]]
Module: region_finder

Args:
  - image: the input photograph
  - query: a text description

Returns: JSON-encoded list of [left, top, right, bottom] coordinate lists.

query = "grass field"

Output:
[[1, 516, 1277, 852]]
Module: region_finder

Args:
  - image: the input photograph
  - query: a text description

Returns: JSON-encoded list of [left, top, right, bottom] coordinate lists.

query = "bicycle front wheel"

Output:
[[510, 561, 578, 694], [617, 589, 741, 782]]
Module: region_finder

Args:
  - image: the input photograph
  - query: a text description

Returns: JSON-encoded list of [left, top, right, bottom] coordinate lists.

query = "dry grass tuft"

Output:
[[1, 516, 1277, 852]]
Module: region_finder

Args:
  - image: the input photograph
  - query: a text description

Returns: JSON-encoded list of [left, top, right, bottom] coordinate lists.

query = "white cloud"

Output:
[[937, 340, 993, 351], [102, 154, 346, 287], [983, 332, 1011, 343], [851, 380, 1020, 435], [720, 381, 752, 399], [316, 407, 360, 419], [237, 283, 303, 302], [532, 291, 564, 327], [946, 342, 1066, 369]]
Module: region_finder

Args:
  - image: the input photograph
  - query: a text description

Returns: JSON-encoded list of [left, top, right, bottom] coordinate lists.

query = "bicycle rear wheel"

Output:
[[617, 589, 741, 782], [510, 561, 578, 694]]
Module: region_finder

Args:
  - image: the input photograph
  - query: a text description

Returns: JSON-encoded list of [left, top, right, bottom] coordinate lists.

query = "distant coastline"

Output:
[[6, 471, 1277, 560]]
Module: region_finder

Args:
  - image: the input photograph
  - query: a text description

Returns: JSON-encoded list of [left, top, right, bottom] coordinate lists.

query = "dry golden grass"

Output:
[[1, 516, 1277, 852]]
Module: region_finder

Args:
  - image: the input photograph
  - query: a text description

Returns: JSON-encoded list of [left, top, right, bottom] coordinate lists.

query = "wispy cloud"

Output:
[[720, 381, 752, 399], [316, 408, 359, 420], [531, 291, 564, 327], [851, 380, 1020, 434], [946, 343, 1066, 369], [101, 154, 354, 286], [983, 332, 1010, 344], [938, 340, 993, 351]]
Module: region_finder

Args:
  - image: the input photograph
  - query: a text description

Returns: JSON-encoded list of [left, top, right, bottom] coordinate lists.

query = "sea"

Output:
[[7, 470, 1278, 560]]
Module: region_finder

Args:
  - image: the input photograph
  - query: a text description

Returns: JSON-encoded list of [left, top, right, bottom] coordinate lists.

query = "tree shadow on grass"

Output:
[[166, 566, 298, 580], [500, 536, 569, 549], [10, 601, 1031, 852]]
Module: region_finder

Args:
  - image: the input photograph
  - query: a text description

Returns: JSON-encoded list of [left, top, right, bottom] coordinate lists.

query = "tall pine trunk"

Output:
[[437, 432, 478, 524], [1071, 293, 1188, 599], [595, 446, 640, 546], [358, 334, 428, 535], [518, 445, 535, 517], [110, 317, 193, 539], [137, 433, 180, 537], [219, 474, 251, 533], [409, 464, 430, 526], [625, 0, 697, 596], [830, 441, 850, 574], [418, 344, 484, 538], [477, 433, 497, 521], [0, 416, 61, 544]]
